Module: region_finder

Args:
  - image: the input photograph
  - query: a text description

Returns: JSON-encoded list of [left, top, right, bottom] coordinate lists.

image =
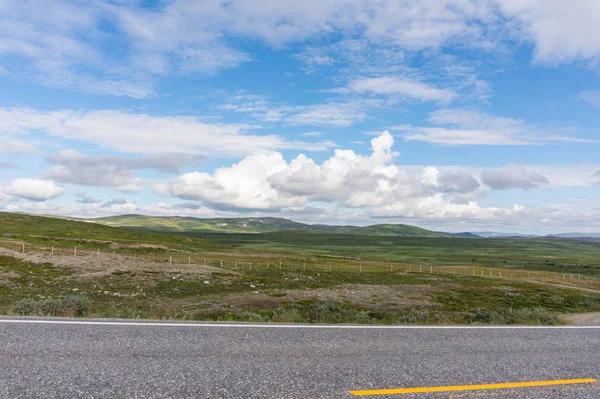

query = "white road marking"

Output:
[[0, 318, 599, 329]]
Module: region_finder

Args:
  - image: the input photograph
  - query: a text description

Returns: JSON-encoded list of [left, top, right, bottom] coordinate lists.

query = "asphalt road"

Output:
[[1, 318, 599, 399]]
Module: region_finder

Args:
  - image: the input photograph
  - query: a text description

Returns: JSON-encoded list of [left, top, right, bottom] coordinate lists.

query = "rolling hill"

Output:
[[0, 212, 222, 250], [94, 215, 451, 237]]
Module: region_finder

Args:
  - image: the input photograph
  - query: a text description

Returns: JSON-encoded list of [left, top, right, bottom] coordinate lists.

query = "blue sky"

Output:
[[1, 0, 600, 233]]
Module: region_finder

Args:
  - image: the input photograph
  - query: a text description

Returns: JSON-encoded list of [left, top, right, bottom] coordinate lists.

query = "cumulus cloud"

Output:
[[2, 179, 66, 201], [421, 167, 481, 194], [168, 131, 499, 219], [170, 152, 303, 210], [481, 164, 549, 190]]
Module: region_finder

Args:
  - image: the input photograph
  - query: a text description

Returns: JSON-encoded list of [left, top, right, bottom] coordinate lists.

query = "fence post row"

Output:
[[9, 243, 598, 286]]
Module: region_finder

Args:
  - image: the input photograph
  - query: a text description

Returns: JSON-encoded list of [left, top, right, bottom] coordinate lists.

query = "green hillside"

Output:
[[185, 230, 600, 274], [350, 224, 449, 237], [94, 215, 450, 237], [0, 212, 221, 251], [96, 215, 315, 233]]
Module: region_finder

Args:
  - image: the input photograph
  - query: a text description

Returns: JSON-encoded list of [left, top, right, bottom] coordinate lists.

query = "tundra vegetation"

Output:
[[1, 212, 599, 325]]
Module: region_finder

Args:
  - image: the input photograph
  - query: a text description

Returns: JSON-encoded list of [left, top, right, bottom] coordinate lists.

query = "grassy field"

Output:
[[0, 212, 223, 254], [1, 212, 600, 325], [2, 252, 600, 325], [177, 231, 600, 276]]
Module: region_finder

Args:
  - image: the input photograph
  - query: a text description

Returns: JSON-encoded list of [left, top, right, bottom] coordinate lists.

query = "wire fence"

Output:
[[2, 239, 600, 288]]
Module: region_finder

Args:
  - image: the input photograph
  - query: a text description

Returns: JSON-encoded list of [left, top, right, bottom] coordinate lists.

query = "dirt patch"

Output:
[[0, 248, 237, 277], [566, 312, 600, 325], [216, 284, 435, 312]]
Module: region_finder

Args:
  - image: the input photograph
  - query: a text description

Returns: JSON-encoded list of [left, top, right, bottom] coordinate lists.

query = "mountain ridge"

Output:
[[94, 214, 453, 237]]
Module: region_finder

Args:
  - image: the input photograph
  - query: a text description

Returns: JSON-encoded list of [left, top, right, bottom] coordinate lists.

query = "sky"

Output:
[[1, 0, 600, 234]]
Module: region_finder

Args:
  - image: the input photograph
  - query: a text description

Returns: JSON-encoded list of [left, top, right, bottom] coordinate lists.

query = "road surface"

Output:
[[1, 318, 599, 398]]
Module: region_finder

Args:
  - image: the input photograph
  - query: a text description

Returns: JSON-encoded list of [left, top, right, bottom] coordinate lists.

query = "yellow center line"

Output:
[[349, 378, 598, 396]]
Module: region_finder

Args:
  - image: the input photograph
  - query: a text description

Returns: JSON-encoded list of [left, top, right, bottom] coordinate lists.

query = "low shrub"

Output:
[[469, 307, 563, 325], [13, 294, 91, 317], [100, 306, 149, 319], [305, 301, 374, 324], [233, 311, 265, 322]]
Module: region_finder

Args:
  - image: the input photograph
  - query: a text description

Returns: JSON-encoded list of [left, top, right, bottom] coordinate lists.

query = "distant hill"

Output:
[[95, 215, 315, 233], [447, 232, 481, 238], [94, 215, 451, 237], [545, 233, 600, 239], [473, 232, 538, 238], [474, 231, 600, 240], [348, 224, 450, 237]]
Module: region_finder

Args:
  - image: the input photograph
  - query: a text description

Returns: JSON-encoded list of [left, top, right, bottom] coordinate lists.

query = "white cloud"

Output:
[[3, 179, 66, 201], [43, 149, 207, 193], [161, 132, 600, 226], [285, 103, 368, 127], [481, 164, 549, 190], [0, 139, 38, 154], [426, 168, 481, 193], [167, 131, 501, 219], [0, 1, 156, 97], [593, 171, 600, 185], [221, 97, 376, 127], [343, 77, 456, 103], [43, 150, 144, 192], [75, 193, 101, 204], [0, 107, 335, 157], [294, 48, 334, 73], [0, 161, 17, 169], [170, 152, 305, 210], [38, 72, 155, 99], [579, 90, 600, 107], [498, 0, 600, 64], [177, 45, 252, 74], [3, 0, 600, 98], [396, 108, 600, 145]]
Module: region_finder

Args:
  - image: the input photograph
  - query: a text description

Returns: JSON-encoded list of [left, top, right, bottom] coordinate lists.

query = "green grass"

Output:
[[0, 253, 595, 325], [1, 212, 600, 325], [182, 231, 600, 275], [0, 212, 223, 252], [435, 282, 600, 314]]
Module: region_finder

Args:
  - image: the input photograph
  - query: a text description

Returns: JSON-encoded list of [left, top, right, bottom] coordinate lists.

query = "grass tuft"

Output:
[[469, 307, 563, 325], [13, 294, 91, 317]]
